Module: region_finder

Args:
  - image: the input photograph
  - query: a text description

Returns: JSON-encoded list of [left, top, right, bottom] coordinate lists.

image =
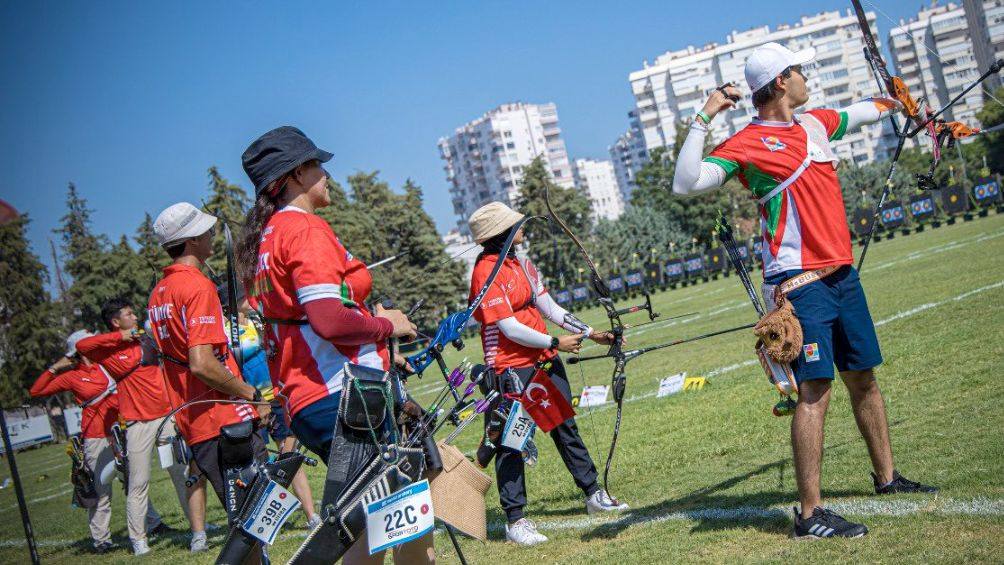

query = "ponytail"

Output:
[[236, 188, 279, 286]]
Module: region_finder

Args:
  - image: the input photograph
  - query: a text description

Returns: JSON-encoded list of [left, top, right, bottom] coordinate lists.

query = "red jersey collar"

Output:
[[162, 263, 206, 276]]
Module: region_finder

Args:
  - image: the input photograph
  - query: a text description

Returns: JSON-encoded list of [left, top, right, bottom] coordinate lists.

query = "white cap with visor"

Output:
[[745, 42, 815, 93]]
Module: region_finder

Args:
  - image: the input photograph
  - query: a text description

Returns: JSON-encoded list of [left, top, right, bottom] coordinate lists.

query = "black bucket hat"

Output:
[[242, 126, 333, 195]]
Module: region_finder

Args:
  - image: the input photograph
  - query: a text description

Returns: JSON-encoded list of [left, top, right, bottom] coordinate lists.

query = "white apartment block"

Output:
[[573, 158, 625, 221], [439, 102, 574, 235], [609, 109, 648, 202], [627, 10, 897, 166], [889, 2, 989, 145], [964, 0, 1004, 92]]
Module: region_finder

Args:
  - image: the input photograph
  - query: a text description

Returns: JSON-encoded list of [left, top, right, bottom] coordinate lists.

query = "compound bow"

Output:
[[852, 0, 1003, 270]]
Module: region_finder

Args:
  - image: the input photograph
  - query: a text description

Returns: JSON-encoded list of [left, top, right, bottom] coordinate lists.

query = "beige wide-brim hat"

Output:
[[468, 202, 525, 244], [429, 441, 492, 541]]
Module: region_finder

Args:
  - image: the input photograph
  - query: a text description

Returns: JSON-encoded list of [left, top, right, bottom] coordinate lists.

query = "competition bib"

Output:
[[365, 479, 435, 555], [501, 400, 536, 451], [241, 480, 300, 545]]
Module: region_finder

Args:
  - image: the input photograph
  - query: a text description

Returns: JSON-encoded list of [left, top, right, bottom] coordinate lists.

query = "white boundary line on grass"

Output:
[[488, 496, 1004, 534], [4, 496, 1000, 549]]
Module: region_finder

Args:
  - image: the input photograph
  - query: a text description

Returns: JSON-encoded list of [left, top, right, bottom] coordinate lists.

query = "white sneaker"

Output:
[[131, 539, 151, 556], [505, 517, 548, 546], [190, 532, 208, 553], [585, 489, 629, 514]]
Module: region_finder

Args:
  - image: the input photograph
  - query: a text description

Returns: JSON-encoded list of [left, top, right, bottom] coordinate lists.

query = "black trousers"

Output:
[[495, 357, 599, 523]]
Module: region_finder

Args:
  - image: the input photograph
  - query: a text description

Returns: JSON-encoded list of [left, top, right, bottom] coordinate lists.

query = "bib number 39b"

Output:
[[241, 480, 300, 545], [365, 479, 435, 555]]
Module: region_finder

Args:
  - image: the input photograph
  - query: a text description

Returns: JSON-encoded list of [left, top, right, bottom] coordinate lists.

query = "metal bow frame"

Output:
[[852, 0, 1003, 271]]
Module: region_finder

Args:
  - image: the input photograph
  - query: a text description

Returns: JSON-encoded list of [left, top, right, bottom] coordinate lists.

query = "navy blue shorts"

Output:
[[765, 266, 882, 383], [288, 393, 341, 463]]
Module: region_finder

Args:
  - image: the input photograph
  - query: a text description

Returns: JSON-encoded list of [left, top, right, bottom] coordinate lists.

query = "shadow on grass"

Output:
[[581, 458, 869, 540]]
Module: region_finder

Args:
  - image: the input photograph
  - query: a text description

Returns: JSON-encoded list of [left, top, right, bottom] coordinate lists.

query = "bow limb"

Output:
[[153, 398, 270, 444]]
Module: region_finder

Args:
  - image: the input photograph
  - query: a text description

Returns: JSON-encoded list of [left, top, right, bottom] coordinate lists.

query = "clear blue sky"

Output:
[[0, 0, 917, 274]]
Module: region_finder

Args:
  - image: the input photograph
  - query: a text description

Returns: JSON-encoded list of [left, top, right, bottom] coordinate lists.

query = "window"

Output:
[[506, 142, 515, 149]]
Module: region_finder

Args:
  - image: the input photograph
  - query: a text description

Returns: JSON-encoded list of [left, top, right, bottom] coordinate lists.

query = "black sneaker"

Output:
[[792, 507, 868, 539], [93, 541, 117, 554], [873, 470, 938, 494], [148, 522, 180, 537]]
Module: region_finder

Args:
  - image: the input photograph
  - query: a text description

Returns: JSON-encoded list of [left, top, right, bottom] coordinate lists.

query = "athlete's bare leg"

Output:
[[840, 368, 894, 484], [792, 379, 831, 518]]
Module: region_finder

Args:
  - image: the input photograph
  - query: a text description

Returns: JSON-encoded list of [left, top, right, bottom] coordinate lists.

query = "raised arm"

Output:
[[672, 84, 742, 196]]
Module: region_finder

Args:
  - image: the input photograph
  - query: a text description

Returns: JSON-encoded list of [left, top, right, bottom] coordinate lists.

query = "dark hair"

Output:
[[751, 66, 793, 109], [236, 188, 281, 286], [164, 242, 186, 259], [101, 297, 132, 329], [480, 225, 516, 256]]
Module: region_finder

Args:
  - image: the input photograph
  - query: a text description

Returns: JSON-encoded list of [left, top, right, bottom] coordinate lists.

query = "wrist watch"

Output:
[[252, 389, 263, 403], [550, 336, 559, 349]]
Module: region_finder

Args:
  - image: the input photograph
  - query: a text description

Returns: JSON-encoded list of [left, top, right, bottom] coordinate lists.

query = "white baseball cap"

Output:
[[65, 329, 93, 357], [153, 202, 218, 248], [744, 42, 815, 93]]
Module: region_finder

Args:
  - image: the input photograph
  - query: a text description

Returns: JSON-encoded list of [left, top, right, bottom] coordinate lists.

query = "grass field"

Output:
[[3, 213, 1003, 564]]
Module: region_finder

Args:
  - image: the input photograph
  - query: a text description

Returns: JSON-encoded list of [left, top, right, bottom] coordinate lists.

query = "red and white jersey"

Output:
[[248, 206, 389, 418], [706, 109, 853, 276], [29, 363, 119, 439], [469, 254, 555, 370], [147, 263, 256, 445]]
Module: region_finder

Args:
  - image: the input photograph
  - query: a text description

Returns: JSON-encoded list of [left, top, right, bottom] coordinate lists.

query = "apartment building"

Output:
[[438, 102, 574, 236], [573, 158, 625, 221], [609, 109, 648, 203], [889, 2, 988, 141], [626, 10, 898, 166], [963, 0, 1004, 92]]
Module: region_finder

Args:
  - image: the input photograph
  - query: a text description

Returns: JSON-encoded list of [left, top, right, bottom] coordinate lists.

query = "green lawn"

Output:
[[3, 213, 1003, 563]]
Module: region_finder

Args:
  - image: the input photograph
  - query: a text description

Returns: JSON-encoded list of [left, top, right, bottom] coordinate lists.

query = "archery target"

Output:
[[973, 178, 1001, 206], [880, 200, 905, 228], [608, 276, 625, 293], [555, 288, 572, 306], [625, 270, 644, 288], [707, 248, 728, 272], [942, 185, 969, 214], [684, 253, 704, 274], [645, 262, 662, 286], [909, 194, 935, 219], [664, 259, 684, 280], [572, 284, 590, 302], [852, 207, 873, 236]]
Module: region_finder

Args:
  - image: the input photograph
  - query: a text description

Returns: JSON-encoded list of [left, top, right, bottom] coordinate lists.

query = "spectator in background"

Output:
[[77, 299, 197, 555], [30, 330, 119, 554]]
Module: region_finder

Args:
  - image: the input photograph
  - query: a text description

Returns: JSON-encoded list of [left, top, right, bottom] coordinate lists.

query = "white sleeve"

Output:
[[535, 292, 593, 336], [672, 122, 728, 196], [496, 316, 552, 349], [841, 98, 903, 133]]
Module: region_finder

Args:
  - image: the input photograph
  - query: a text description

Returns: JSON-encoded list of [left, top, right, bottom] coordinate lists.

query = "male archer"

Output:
[[146, 202, 264, 508], [672, 42, 936, 538]]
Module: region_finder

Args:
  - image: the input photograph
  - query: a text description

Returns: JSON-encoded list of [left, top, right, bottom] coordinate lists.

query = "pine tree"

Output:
[[317, 177, 380, 265], [516, 156, 593, 285], [630, 124, 749, 246], [203, 166, 250, 273], [135, 212, 169, 275], [55, 183, 113, 328], [0, 215, 65, 404]]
